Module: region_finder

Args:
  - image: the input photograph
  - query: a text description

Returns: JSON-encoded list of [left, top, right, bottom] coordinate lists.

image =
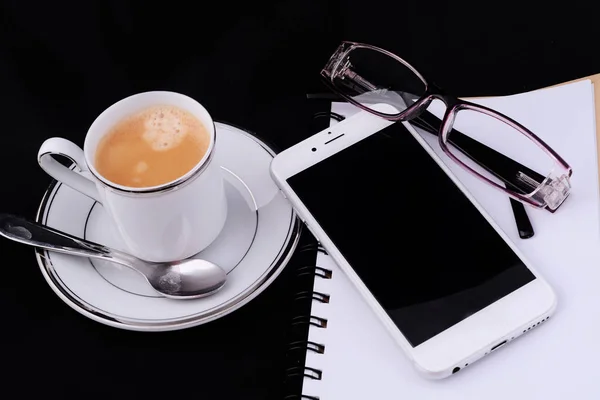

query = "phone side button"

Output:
[[279, 190, 287, 199]]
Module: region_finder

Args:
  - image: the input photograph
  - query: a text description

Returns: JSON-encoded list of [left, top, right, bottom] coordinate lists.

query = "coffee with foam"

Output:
[[95, 105, 210, 188]]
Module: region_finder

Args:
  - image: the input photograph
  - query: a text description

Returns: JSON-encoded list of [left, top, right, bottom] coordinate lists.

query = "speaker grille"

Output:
[[455, 315, 551, 374]]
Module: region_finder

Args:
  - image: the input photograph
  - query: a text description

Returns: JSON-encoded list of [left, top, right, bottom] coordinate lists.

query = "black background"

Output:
[[1, 1, 599, 398]]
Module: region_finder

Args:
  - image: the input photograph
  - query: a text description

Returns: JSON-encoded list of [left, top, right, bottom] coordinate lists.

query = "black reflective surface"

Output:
[[287, 123, 535, 347]]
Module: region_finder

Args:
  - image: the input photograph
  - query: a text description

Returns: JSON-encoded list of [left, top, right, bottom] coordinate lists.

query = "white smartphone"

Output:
[[270, 109, 557, 379]]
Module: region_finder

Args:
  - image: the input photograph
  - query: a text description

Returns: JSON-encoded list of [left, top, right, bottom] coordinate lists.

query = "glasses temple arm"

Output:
[[410, 111, 536, 238], [508, 192, 535, 239], [411, 109, 545, 193]]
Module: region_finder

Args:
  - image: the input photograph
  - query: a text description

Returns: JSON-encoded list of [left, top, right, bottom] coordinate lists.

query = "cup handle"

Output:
[[38, 138, 103, 204]]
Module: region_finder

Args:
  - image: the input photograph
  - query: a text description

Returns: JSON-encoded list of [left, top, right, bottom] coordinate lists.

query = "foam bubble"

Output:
[[142, 106, 189, 151], [135, 161, 148, 173]]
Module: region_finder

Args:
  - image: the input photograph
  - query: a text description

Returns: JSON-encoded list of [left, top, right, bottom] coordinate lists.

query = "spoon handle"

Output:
[[0, 213, 138, 267]]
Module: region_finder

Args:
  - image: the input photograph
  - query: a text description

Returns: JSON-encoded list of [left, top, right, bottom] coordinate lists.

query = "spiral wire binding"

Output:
[[294, 291, 330, 304], [312, 111, 346, 123], [283, 244, 332, 400], [297, 242, 329, 255], [284, 395, 320, 400], [282, 110, 340, 400]]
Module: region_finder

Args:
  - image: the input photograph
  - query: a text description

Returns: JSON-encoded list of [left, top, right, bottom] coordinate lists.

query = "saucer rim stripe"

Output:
[[34, 123, 302, 331]]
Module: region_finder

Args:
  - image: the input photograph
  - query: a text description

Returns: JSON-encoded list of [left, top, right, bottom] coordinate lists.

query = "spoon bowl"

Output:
[[146, 259, 227, 299], [0, 213, 227, 299]]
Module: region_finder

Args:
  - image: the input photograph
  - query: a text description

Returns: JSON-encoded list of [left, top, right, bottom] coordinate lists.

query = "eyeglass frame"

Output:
[[320, 41, 573, 212]]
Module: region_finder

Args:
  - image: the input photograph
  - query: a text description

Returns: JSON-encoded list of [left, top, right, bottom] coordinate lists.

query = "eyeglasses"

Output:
[[320, 41, 572, 212]]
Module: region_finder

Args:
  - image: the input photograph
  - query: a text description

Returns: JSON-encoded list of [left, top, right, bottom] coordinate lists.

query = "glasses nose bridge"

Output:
[[402, 90, 453, 123], [416, 91, 463, 122], [426, 86, 460, 107]]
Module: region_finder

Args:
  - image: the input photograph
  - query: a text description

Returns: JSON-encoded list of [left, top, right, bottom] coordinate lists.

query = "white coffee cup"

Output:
[[37, 91, 227, 262]]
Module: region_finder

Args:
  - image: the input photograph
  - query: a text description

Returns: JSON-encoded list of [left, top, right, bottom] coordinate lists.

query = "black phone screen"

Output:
[[286, 122, 535, 347]]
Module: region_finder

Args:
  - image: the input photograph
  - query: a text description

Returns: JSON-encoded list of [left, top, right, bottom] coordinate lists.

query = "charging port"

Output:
[[491, 340, 507, 351]]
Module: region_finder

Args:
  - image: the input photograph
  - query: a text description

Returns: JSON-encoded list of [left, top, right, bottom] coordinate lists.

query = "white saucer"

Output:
[[35, 122, 301, 331]]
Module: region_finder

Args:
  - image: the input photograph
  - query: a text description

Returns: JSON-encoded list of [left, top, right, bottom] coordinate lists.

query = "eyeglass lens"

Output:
[[439, 105, 557, 199], [331, 47, 426, 116], [331, 46, 568, 209]]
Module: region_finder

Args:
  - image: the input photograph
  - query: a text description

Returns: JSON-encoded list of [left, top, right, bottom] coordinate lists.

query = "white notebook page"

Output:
[[301, 80, 600, 399]]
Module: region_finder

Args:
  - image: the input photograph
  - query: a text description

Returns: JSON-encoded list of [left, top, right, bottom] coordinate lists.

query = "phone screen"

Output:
[[286, 122, 535, 347]]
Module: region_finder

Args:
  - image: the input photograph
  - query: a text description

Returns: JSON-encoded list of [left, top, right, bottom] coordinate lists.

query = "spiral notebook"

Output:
[[284, 79, 600, 399]]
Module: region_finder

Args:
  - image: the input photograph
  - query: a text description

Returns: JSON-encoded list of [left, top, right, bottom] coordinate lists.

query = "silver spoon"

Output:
[[0, 213, 227, 299]]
